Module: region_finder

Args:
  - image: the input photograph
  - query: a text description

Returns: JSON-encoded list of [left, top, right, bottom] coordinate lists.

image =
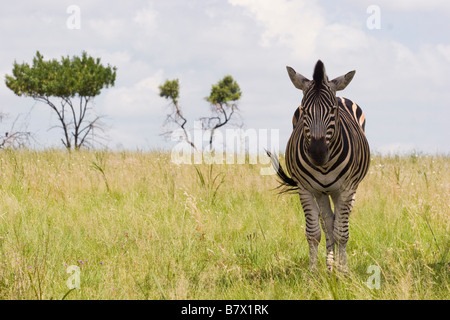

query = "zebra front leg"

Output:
[[298, 190, 321, 271], [331, 191, 356, 273], [316, 194, 335, 269]]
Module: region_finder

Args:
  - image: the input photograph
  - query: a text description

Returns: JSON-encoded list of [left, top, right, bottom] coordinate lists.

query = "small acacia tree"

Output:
[[159, 75, 242, 151], [202, 75, 242, 147], [5, 51, 117, 150], [159, 79, 197, 150]]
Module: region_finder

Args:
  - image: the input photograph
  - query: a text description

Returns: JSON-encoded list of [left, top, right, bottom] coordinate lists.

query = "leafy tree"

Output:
[[160, 75, 242, 151], [159, 79, 197, 150], [5, 51, 116, 150], [206, 75, 242, 104], [202, 75, 242, 147], [159, 78, 180, 106]]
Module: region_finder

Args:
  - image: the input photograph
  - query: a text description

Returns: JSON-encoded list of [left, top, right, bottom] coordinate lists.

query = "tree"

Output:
[[159, 75, 242, 151], [159, 79, 197, 150], [5, 51, 117, 150], [202, 75, 242, 147]]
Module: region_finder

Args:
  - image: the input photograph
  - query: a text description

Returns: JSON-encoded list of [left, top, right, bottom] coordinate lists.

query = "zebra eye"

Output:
[[331, 105, 338, 114], [302, 108, 310, 117]]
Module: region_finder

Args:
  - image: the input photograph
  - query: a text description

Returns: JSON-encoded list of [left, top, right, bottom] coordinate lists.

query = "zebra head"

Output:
[[286, 60, 355, 166]]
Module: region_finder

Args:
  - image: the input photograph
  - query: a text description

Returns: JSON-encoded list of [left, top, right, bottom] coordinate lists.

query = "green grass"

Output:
[[0, 149, 448, 299]]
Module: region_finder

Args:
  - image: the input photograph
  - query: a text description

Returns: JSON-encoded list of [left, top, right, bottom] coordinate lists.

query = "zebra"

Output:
[[268, 60, 370, 272]]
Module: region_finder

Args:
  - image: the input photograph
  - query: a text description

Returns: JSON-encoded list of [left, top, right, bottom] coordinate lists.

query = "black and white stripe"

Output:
[[268, 60, 370, 271]]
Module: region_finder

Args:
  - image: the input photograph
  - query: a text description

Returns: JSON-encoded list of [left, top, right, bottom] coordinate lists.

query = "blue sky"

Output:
[[0, 0, 449, 154]]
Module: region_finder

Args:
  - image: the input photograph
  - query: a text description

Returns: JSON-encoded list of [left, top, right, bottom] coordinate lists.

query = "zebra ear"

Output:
[[330, 70, 356, 91], [286, 66, 311, 91]]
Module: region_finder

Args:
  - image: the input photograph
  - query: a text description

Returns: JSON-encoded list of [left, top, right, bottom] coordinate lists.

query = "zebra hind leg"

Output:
[[298, 190, 321, 271]]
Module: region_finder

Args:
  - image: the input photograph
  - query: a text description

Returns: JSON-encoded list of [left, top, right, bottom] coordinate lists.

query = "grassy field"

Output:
[[0, 149, 448, 300]]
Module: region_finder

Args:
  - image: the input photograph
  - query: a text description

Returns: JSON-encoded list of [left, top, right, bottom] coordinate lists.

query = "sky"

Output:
[[0, 0, 449, 155]]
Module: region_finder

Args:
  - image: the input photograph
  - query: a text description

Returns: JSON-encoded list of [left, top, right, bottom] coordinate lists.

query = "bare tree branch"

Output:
[[0, 112, 34, 149], [201, 102, 240, 147], [161, 101, 198, 151]]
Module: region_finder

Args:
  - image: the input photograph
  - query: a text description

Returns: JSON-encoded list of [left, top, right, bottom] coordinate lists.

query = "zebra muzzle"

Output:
[[307, 137, 329, 166]]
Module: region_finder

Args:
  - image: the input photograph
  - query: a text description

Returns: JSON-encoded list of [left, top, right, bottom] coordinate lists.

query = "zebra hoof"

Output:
[[336, 265, 349, 274]]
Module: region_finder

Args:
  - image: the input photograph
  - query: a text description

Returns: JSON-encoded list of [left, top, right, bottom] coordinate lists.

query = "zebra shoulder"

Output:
[[337, 97, 366, 132]]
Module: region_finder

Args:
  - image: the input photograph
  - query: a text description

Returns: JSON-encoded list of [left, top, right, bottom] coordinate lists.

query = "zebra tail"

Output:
[[266, 150, 299, 194]]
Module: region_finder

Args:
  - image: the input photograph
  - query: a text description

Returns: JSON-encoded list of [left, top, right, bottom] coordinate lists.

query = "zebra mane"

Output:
[[312, 60, 326, 87]]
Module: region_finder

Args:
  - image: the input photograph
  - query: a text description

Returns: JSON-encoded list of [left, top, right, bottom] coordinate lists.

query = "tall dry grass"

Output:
[[0, 149, 448, 299]]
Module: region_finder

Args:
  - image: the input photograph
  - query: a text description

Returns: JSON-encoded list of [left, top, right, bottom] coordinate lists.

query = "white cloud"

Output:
[[98, 69, 168, 150], [133, 4, 158, 32], [88, 18, 128, 41], [102, 71, 164, 117], [228, 0, 450, 99], [229, 0, 324, 60], [373, 0, 450, 13], [436, 44, 450, 60]]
